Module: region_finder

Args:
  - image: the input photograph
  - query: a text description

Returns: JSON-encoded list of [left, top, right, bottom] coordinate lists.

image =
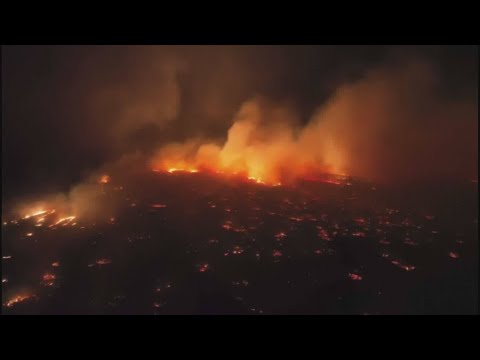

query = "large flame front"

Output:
[[150, 100, 343, 185]]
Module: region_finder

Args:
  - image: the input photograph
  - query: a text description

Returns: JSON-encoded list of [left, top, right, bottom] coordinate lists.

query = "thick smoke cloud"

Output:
[[150, 57, 478, 185], [2, 45, 478, 213]]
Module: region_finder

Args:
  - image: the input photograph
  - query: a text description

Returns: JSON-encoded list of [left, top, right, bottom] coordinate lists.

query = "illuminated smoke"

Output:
[[150, 59, 477, 185]]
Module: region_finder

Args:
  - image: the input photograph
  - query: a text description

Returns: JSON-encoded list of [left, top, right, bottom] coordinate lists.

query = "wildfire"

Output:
[[99, 175, 110, 184], [167, 168, 198, 173], [248, 176, 266, 185], [22, 209, 54, 220], [4, 294, 35, 308], [53, 216, 76, 226]]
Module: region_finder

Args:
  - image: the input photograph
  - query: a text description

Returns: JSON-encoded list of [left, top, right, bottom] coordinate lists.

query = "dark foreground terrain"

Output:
[[2, 171, 478, 314]]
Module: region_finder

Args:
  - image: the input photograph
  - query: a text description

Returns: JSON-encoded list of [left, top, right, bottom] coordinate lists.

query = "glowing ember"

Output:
[[449, 252, 460, 259], [2, 278, 7, 283], [274, 232, 287, 240], [2, 255, 12, 260], [52, 261, 60, 267], [151, 204, 167, 208], [26, 232, 33, 237]]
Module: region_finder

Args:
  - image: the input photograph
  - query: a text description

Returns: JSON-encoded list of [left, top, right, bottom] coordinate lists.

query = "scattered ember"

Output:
[[348, 273, 363, 281], [317, 227, 331, 241], [26, 232, 34, 237], [272, 250, 283, 257], [449, 252, 460, 259], [274, 232, 287, 240], [96, 258, 112, 265], [404, 238, 419, 246], [352, 232, 366, 238], [52, 261, 60, 267], [198, 263, 210, 272], [151, 204, 167, 208], [42, 273, 56, 286], [2, 278, 7, 283], [391, 260, 416, 272], [2, 255, 12, 260], [232, 246, 244, 255], [43, 273, 56, 281], [222, 221, 233, 230], [425, 215, 435, 220], [314, 249, 323, 255]]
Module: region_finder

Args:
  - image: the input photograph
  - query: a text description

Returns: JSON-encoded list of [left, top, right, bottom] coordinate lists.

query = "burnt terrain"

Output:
[[2, 171, 478, 315]]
